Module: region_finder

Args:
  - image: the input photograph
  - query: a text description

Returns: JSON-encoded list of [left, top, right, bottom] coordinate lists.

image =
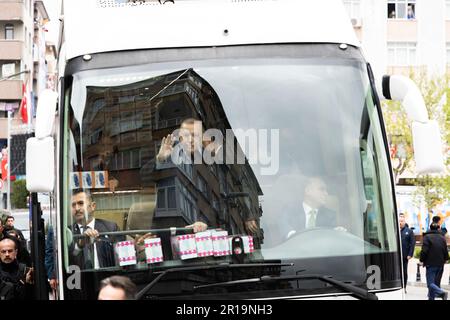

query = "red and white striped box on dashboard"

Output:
[[211, 230, 231, 257], [171, 234, 198, 260], [115, 240, 137, 266], [195, 230, 214, 257], [144, 238, 164, 264]]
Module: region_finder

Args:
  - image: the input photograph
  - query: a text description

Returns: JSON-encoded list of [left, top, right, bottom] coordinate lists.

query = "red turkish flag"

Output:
[[20, 83, 28, 124], [1, 158, 7, 181]]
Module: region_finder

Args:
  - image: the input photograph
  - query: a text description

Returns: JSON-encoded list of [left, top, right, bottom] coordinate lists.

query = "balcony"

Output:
[[0, 40, 23, 60], [0, 79, 22, 100], [387, 20, 418, 42], [0, 1, 24, 21]]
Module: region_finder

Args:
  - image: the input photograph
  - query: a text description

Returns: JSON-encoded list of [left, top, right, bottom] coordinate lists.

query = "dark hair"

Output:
[[0, 237, 17, 250], [432, 216, 441, 223], [72, 189, 93, 202], [430, 223, 440, 231], [6, 230, 18, 238], [99, 276, 137, 300], [5, 216, 14, 221], [399, 213, 405, 217]]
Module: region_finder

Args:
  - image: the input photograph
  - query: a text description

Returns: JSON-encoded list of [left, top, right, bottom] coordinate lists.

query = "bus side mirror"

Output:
[[379, 75, 445, 175], [26, 89, 58, 192]]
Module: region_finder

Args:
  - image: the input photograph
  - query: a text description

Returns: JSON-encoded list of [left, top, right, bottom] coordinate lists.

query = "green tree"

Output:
[[11, 179, 28, 209]]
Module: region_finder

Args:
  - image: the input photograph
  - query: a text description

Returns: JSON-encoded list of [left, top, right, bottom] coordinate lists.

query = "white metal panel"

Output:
[[63, 0, 360, 60], [412, 121, 445, 174], [35, 89, 58, 139], [26, 137, 55, 193]]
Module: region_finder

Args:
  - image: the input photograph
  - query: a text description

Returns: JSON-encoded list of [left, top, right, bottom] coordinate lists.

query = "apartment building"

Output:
[[0, 0, 55, 208], [343, 0, 450, 78], [0, 0, 35, 144]]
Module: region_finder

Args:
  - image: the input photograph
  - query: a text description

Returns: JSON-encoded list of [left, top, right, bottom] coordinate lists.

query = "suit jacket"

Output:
[[284, 204, 337, 239], [70, 219, 124, 269], [400, 225, 415, 261]]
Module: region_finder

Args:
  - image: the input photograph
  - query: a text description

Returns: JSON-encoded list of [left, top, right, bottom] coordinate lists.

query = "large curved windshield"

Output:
[[63, 47, 400, 299]]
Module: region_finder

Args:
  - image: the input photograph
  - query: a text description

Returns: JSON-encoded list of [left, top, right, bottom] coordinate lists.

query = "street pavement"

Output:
[[404, 258, 449, 300]]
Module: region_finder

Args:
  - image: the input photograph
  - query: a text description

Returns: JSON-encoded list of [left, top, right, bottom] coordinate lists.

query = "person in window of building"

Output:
[[420, 223, 449, 300], [155, 118, 224, 233], [156, 117, 222, 170], [399, 213, 415, 293], [407, 5, 415, 19], [98, 275, 137, 300], [0, 238, 33, 300], [284, 176, 343, 240], [70, 189, 124, 269], [159, 117, 262, 236]]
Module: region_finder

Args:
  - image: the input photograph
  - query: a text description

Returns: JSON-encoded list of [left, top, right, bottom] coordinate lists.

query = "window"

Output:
[[110, 148, 141, 170], [212, 192, 220, 212], [197, 174, 209, 199], [387, 0, 416, 19], [387, 42, 417, 66], [157, 178, 177, 210], [178, 183, 196, 223], [343, 0, 361, 19], [5, 24, 14, 40]]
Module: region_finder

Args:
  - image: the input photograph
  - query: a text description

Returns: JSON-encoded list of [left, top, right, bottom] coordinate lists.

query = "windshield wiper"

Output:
[[194, 274, 378, 300], [135, 262, 294, 300]]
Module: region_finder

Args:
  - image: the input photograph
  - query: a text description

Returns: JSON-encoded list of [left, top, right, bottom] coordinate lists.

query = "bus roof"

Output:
[[63, 0, 360, 60]]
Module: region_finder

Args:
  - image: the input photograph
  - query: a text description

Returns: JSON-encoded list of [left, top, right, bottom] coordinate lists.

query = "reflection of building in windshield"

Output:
[[72, 69, 264, 248]]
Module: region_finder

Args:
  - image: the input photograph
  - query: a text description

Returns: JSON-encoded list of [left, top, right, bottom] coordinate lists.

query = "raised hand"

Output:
[[156, 134, 174, 162]]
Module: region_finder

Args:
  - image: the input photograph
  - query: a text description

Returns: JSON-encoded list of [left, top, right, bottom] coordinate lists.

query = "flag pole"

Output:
[[6, 110, 11, 211]]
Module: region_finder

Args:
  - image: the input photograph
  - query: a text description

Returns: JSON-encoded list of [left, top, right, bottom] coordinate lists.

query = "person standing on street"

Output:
[[399, 213, 415, 292], [420, 223, 449, 300], [0, 238, 33, 300]]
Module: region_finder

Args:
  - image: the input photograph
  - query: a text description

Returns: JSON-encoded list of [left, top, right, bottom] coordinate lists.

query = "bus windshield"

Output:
[[63, 52, 401, 299]]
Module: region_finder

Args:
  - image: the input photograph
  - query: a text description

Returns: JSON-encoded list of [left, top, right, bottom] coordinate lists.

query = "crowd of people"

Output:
[[0, 215, 33, 300], [400, 213, 449, 300]]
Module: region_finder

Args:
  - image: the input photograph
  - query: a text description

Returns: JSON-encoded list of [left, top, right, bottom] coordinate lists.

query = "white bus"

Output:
[[26, 0, 444, 300]]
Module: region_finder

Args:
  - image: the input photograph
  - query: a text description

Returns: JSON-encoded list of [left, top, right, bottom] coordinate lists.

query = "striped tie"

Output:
[[307, 209, 317, 228]]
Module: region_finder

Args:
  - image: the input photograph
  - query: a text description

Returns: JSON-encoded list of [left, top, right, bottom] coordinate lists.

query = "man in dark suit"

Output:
[[285, 176, 338, 239], [399, 212, 415, 292], [70, 189, 123, 269]]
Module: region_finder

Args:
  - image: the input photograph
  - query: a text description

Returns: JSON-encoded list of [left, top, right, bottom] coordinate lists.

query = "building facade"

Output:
[[343, 0, 450, 232], [0, 0, 55, 208], [344, 0, 450, 78]]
